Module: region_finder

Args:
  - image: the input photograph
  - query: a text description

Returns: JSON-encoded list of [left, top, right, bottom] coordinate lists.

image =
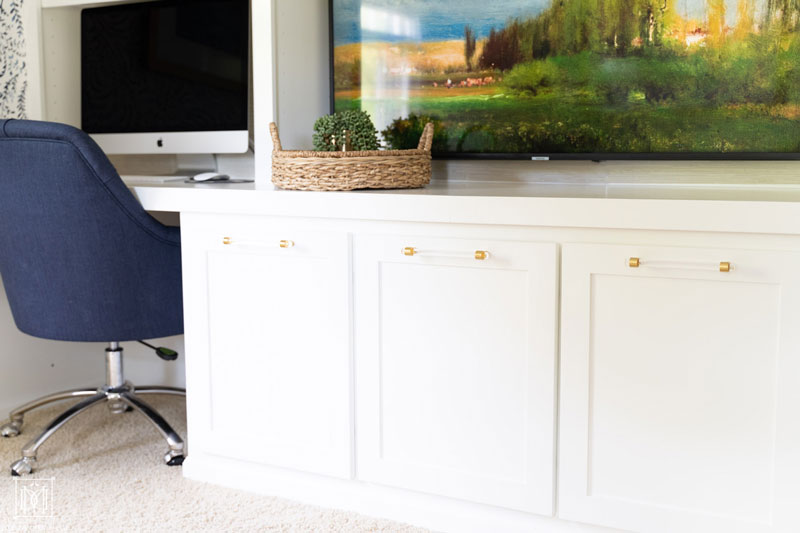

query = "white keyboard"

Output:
[[121, 175, 189, 184]]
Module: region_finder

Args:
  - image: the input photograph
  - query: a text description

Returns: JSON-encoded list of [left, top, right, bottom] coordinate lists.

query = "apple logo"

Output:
[[157, 138, 164, 148]]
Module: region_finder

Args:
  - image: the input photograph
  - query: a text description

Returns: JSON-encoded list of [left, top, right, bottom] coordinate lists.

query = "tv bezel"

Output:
[[81, 0, 250, 156], [327, 0, 800, 161]]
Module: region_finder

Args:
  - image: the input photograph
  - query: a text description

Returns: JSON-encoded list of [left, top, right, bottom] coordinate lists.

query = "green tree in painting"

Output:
[[764, 0, 800, 31], [464, 25, 477, 70], [734, 0, 755, 39], [479, 22, 523, 70], [707, 0, 727, 47]]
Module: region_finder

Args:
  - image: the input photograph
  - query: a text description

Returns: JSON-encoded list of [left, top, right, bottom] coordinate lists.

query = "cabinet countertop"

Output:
[[128, 178, 800, 236]]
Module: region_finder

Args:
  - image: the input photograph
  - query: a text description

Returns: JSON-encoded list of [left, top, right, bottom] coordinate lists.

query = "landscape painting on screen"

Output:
[[331, 0, 800, 155]]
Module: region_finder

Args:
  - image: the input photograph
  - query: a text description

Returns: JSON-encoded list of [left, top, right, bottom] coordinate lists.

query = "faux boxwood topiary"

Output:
[[312, 110, 380, 151]]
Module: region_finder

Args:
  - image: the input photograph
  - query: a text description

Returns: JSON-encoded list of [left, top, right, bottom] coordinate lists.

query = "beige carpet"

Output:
[[0, 395, 428, 533]]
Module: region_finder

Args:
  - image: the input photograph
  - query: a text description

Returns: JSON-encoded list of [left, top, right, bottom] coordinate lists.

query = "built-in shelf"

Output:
[[41, 0, 123, 9]]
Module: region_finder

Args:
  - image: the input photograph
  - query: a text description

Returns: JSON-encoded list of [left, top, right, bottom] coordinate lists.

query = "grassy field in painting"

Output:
[[337, 92, 800, 153], [335, 42, 800, 154], [334, 40, 485, 76]]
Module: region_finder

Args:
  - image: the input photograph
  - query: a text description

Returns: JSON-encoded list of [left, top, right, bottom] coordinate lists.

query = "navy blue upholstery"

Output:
[[0, 119, 183, 342]]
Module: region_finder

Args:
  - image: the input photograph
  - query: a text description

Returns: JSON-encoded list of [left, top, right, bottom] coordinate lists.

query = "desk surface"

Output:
[[127, 177, 800, 235]]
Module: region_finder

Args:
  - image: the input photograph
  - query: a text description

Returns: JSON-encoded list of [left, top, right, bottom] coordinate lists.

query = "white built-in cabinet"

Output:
[[352, 234, 558, 515], [181, 214, 351, 479], [559, 244, 800, 533], [180, 212, 800, 533]]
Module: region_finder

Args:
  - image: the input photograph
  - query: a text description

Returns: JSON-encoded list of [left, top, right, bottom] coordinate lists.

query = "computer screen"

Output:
[[81, 0, 249, 154]]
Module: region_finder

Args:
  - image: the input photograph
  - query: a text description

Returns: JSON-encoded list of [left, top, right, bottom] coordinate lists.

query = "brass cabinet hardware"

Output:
[[403, 247, 490, 260], [224, 237, 296, 248], [629, 256, 732, 272]]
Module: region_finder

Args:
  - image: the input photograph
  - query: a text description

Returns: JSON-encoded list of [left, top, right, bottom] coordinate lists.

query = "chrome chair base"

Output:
[[2, 343, 186, 476]]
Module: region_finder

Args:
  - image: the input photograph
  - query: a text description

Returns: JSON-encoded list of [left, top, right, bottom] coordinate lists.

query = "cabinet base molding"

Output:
[[183, 453, 624, 533]]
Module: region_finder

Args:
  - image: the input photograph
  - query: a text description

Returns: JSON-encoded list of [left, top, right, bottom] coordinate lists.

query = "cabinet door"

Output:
[[353, 234, 558, 515], [560, 243, 800, 533], [181, 215, 351, 478]]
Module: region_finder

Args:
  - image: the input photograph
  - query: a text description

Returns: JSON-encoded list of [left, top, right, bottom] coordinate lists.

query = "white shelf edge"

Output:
[[42, 0, 130, 10]]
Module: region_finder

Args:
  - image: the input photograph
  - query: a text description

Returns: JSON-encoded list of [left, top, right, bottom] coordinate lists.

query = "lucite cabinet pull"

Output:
[[629, 257, 732, 272], [403, 247, 490, 261], [222, 237, 295, 249]]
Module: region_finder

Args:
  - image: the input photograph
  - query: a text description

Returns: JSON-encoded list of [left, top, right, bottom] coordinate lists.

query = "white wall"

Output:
[[274, 0, 330, 150]]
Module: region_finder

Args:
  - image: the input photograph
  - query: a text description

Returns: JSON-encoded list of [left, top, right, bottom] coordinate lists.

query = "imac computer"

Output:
[[81, 0, 249, 155]]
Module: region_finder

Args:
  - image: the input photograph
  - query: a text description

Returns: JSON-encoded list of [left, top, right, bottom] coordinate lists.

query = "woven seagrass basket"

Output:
[[270, 122, 433, 191]]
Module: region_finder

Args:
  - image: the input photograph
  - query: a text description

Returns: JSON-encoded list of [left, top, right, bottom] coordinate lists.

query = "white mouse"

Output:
[[192, 172, 230, 182]]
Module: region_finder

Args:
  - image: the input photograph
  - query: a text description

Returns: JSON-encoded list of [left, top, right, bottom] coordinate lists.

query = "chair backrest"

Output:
[[0, 119, 183, 342]]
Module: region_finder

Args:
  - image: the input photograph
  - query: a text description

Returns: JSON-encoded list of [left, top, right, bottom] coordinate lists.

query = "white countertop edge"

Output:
[[130, 181, 800, 236]]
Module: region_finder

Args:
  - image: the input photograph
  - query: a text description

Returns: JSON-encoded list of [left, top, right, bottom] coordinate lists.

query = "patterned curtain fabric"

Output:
[[0, 0, 27, 119]]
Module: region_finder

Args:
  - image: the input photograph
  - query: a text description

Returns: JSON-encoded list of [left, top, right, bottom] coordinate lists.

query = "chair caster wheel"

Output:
[[1, 421, 21, 438], [108, 401, 133, 415], [165, 452, 184, 466], [10, 457, 35, 476], [165, 448, 185, 466]]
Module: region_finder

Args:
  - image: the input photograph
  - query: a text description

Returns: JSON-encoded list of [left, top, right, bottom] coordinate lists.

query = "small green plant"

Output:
[[312, 110, 380, 151]]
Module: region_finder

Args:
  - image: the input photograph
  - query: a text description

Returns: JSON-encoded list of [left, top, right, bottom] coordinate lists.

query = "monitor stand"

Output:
[[176, 154, 218, 176]]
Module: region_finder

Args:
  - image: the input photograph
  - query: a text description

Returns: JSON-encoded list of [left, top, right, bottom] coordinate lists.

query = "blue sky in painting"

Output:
[[332, 0, 548, 45], [332, 0, 755, 46]]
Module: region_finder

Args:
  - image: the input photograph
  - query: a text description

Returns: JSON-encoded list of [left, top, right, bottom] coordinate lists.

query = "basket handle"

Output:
[[417, 122, 434, 152], [269, 122, 282, 151]]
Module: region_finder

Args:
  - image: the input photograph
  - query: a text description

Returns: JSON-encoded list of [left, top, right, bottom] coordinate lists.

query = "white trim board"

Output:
[[183, 452, 626, 533], [22, 0, 45, 119]]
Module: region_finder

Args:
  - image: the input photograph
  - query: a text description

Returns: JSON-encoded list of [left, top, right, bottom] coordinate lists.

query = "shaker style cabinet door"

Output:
[[353, 234, 558, 515], [559, 243, 800, 533], [181, 214, 351, 479]]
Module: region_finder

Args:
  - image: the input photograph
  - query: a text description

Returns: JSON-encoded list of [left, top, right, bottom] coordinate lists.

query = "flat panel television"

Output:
[[330, 0, 800, 159]]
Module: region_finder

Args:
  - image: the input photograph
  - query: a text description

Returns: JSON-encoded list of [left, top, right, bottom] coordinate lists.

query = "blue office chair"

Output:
[[0, 119, 186, 476]]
